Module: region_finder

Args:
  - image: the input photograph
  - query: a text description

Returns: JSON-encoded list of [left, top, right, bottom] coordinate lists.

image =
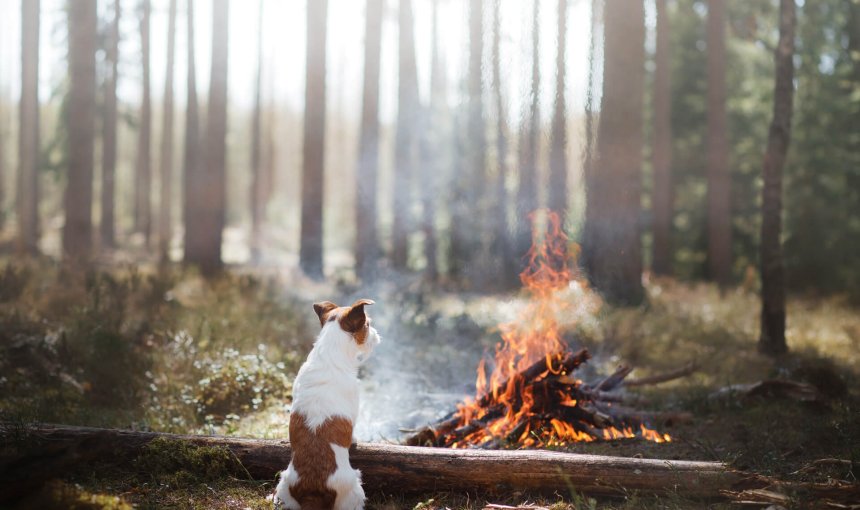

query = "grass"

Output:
[[1, 261, 858, 508]]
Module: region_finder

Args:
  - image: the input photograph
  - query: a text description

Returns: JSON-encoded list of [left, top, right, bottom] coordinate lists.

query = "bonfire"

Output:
[[409, 210, 671, 448]]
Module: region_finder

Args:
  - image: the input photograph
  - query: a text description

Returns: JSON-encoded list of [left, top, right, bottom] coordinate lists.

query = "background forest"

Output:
[[1, 0, 859, 508]]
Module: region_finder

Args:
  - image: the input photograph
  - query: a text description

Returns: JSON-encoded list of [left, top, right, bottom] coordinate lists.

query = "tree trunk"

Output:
[[548, 0, 568, 222], [420, 0, 441, 281], [448, 0, 486, 282], [706, 0, 732, 287], [587, 0, 645, 306], [467, 0, 486, 266], [758, 0, 796, 357], [6, 425, 755, 500], [198, 0, 229, 275], [0, 31, 5, 233], [491, 0, 517, 288], [300, 0, 328, 279], [651, 0, 673, 276], [392, 0, 419, 270], [63, 0, 97, 261], [158, 0, 177, 262], [182, 0, 202, 268], [18, 0, 40, 255], [250, 0, 265, 263], [135, 0, 152, 246], [101, 0, 120, 249], [355, 0, 383, 279], [515, 0, 541, 267], [581, 0, 600, 281]]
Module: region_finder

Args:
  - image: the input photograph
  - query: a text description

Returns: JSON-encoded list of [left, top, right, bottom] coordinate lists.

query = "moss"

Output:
[[134, 437, 247, 483]]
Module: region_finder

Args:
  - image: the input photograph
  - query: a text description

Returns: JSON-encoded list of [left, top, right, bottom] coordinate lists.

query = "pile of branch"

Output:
[[3, 424, 858, 505], [407, 349, 691, 448]]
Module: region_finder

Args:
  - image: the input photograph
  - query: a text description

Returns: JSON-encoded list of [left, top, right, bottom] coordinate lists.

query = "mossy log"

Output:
[[0, 424, 773, 499]]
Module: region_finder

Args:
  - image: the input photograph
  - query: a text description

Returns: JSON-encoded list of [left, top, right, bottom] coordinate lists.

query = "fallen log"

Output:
[[3, 424, 762, 499]]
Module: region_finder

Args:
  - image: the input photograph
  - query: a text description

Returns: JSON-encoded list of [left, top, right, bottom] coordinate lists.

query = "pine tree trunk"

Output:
[[491, 0, 516, 288], [548, 0, 568, 221], [250, 0, 265, 263], [63, 0, 97, 261], [0, 32, 5, 233], [651, 0, 673, 276], [182, 0, 202, 267], [468, 0, 486, 267], [355, 0, 383, 279], [18, 0, 40, 255], [420, 0, 442, 282], [135, 0, 152, 246], [300, 0, 328, 279], [392, 0, 419, 270], [158, 0, 177, 261], [199, 0, 229, 275], [588, 0, 645, 306], [515, 0, 541, 267], [706, 0, 731, 287], [581, 0, 600, 280], [101, 0, 120, 249], [758, 0, 796, 356]]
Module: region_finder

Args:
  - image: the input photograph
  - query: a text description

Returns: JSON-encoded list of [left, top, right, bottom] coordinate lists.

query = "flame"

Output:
[[441, 210, 671, 448]]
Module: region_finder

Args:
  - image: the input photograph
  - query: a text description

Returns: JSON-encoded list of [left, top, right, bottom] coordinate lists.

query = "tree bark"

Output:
[[515, 0, 541, 268], [300, 0, 328, 279], [420, 0, 442, 281], [250, 0, 265, 263], [101, 0, 120, 249], [548, 0, 568, 222], [651, 0, 673, 276], [7, 424, 754, 499], [158, 0, 178, 262], [0, 29, 5, 233], [199, 0, 229, 275], [706, 0, 732, 287], [182, 0, 202, 268], [18, 0, 40, 255], [135, 0, 153, 246], [758, 0, 796, 357], [392, 0, 419, 270], [355, 0, 383, 279], [491, 0, 517, 289], [468, 0, 486, 264], [63, 0, 97, 261], [587, 0, 645, 306], [581, 0, 600, 281], [448, 0, 486, 282]]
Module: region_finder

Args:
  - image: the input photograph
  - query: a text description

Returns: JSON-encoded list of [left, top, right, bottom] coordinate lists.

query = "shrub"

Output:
[[190, 346, 293, 423]]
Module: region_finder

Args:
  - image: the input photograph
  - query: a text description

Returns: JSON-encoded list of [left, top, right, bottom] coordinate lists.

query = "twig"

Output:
[[624, 362, 698, 387]]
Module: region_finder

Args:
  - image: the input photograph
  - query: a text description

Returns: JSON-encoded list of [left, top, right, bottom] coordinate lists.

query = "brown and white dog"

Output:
[[274, 299, 381, 510]]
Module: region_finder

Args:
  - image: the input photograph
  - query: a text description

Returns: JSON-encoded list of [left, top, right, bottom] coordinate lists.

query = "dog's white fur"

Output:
[[275, 313, 381, 510]]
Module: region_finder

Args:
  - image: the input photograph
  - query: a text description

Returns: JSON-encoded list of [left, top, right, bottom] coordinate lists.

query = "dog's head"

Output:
[[313, 298, 381, 362]]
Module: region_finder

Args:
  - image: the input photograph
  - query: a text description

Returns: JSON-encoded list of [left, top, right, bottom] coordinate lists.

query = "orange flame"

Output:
[[444, 209, 671, 448]]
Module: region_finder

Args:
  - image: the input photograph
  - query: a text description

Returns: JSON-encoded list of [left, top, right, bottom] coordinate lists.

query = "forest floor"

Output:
[[0, 259, 858, 509]]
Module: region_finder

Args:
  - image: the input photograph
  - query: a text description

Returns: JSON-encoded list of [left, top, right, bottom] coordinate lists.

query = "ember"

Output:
[[408, 211, 671, 448]]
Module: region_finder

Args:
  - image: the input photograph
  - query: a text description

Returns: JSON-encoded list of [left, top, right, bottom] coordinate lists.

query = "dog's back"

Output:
[[274, 299, 380, 510], [286, 412, 352, 509]]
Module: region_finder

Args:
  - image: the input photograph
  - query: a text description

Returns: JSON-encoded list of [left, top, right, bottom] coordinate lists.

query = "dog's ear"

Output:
[[340, 299, 374, 333], [313, 301, 338, 327]]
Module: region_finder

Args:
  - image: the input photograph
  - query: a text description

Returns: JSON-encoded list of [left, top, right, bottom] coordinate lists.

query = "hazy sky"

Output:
[[0, 0, 598, 125]]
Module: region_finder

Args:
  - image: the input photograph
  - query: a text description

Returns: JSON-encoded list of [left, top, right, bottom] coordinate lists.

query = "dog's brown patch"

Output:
[[287, 412, 353, 509], [313, 299, 375, 345], [339, 299, 374, 345], [313, 301, 339, 327]]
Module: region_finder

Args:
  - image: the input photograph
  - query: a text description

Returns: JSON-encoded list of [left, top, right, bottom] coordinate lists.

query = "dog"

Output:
[[275, 299, 381, 510]]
